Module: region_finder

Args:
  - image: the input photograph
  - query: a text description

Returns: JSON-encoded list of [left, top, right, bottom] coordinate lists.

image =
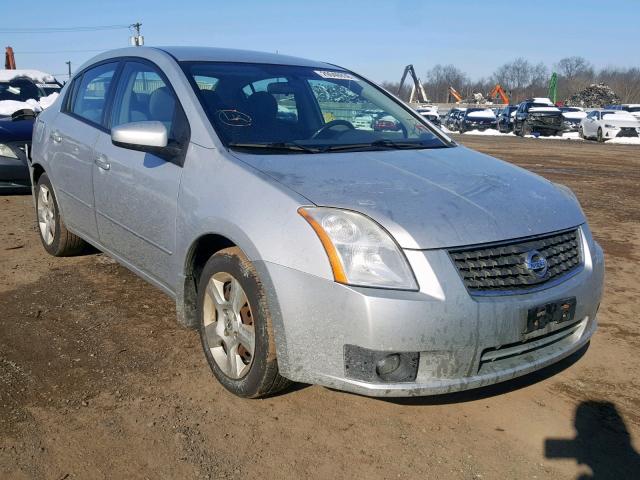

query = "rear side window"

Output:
[[71, 62, 118, 126]]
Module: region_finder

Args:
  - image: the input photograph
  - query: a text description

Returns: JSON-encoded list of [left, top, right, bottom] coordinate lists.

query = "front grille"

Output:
[[449, 228, 582, 295]]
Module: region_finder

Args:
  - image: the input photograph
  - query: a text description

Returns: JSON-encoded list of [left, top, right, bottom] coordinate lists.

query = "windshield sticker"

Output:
[[37, 83, 61, 89], [314, 70, 356, 81], [217, 110, 252, 127]]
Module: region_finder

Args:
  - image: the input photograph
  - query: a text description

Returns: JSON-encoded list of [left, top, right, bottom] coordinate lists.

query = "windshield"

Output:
[[182, 62, 449, 153], [0, 78, 58, 102], [625, 106, 640, 113]]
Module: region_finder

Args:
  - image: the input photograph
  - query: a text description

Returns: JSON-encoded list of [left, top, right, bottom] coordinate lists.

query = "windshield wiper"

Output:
[[228, 142, 321, 153], [320, 139, 439, 153]]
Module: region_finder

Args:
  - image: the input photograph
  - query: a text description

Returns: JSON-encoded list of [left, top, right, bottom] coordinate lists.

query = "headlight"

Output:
[[0, 143, 18, 159], [603, 124, 618, 129], [298, 207, 418, 290]]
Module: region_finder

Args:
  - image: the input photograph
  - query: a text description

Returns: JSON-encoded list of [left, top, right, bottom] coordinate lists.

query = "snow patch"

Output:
[[467, 109, 496, 119], [0, 69, 56, 83], [463, 128, 510, 136], [529, 107, 560, 113], [0, 92, 59, 116], [608, 137, 640, 145], [0, 99, 42, 116], [562, 111, 587, 119]]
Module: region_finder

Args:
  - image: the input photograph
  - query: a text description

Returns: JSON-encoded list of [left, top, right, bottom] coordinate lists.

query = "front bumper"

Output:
[[256, 226, 604, 397], [464, 122, 497, 130], [603, 126, 640, 138]]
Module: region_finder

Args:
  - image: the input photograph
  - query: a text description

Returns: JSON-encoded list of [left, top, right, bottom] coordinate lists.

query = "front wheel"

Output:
[[597, 128, 606, 143], [36, 173, 87, 256], [197, 247, 291, 398], [579, 127, 584, 139]]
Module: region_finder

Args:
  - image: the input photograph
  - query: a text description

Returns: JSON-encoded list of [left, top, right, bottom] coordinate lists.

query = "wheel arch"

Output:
[[178, 232, 245, 329]]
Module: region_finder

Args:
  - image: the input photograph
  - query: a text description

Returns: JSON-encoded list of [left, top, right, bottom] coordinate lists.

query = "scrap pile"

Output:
[[565, 83, 620, 108]]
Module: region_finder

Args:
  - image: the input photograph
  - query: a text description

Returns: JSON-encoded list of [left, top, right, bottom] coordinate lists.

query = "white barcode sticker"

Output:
[[314, 70, 356, 81], [36, 83, 61, 89]]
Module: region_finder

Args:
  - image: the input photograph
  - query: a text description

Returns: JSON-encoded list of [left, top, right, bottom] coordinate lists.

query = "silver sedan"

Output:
[[30, 47, 604, 398]]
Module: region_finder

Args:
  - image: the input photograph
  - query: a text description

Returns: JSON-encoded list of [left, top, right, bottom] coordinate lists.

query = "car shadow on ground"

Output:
[[545, 400, 640, 479], [379, 343, 589, 406]]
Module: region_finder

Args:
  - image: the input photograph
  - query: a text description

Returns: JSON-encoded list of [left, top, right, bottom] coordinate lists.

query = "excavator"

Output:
[[488, 84, 509, 104], [548, 72, 558, 104], [448, 86, 463, 103], [5, 46, 16, 69], [397, 64, 429, 105]]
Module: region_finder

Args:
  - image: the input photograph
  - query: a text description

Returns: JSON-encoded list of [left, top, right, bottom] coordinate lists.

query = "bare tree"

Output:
[[425, 64, 468, 102], [556, 56, 594, 80]]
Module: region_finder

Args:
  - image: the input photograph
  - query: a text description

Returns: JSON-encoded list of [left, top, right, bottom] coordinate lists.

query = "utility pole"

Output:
[[130, 22, 144, 46], [65, 61, 72, 80]]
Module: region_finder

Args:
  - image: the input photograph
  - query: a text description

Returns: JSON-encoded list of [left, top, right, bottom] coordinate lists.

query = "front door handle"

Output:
[[95, 155, 110, 171], [50, 130, 62, 143]]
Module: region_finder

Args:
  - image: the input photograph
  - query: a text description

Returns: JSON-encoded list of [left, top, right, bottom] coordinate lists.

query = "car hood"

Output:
[[0, 117, 34, 141], [232, 146, 585, 249]]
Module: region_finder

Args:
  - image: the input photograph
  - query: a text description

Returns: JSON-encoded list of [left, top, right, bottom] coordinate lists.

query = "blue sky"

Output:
[[3, 0, 639, 82]]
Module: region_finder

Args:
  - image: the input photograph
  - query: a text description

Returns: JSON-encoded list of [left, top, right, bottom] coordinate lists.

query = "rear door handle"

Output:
[[94, 154, 110, 171], [50, 130, 62, 143]]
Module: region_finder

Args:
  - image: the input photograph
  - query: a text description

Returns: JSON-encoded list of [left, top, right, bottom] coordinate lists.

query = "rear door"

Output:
[[92, 60, 189, 287], [48, 62, 119, 239]]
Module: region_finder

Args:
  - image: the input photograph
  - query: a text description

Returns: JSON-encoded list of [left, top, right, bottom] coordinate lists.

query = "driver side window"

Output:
[[110, 61, 188, 144]]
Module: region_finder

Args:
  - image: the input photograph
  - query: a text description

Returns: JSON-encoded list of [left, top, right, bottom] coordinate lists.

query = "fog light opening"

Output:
[[375, 354, 401, 377]]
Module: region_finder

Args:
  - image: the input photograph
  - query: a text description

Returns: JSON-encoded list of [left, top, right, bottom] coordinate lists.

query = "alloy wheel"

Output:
[[202, 272, 255, 379], [37, 185, 56, 245]]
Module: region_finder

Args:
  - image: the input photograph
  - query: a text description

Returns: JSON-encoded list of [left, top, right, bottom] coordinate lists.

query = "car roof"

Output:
[[78, 46, 336, 72]]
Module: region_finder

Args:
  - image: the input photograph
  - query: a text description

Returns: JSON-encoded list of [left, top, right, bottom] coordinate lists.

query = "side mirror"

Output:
[[112, 121, 182, 160]]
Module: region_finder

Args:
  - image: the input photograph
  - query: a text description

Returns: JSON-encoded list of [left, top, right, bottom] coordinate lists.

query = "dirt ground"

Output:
[[1, 136, 639, 479]]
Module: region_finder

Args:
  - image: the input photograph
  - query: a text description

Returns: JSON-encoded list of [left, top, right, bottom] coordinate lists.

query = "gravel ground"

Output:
[[1, 135, 639, 479]]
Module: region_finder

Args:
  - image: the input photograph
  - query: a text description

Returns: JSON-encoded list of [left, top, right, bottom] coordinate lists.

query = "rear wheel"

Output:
[[197, 247, 291, 398], [36, 173, 87, 256]]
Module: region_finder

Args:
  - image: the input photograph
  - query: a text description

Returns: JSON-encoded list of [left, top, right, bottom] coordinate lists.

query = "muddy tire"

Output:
[[197, 247, 291, 398], [579, 127, 584, 139], [522, 121, 531, 137], [36, 173, 87, 256], [597, 128, 606, 143]]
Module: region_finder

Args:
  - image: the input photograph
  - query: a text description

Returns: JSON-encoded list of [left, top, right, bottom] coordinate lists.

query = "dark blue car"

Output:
[[0, 112, 34, 193], [0, 72, 61, 193]]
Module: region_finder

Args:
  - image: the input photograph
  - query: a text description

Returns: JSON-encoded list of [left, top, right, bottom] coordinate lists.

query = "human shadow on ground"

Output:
[[545, 400, 640, 479]]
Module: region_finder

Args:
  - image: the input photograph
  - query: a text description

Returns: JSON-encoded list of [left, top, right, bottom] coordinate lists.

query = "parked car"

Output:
[[372, 114, 401, 132], [513, 98, 564, 136], [620, 104, 640, 120], [0, 70, 61, 193], [0, 110, 36, 192], [31, 47, 604, 399], [496, 105, 518, 133], [579, 110, 640, 142], [559, 106, 587, 132], [415, 106, 441, 126], [457, 108, 497, 133], [443, 108, 465, 131]]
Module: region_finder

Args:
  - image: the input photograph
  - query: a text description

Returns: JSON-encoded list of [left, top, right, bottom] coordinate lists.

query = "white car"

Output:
[[415, 106, 440, 126], [580, 110, 640, 142]]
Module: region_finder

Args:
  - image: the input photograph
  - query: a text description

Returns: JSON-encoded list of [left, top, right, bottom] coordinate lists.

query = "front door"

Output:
[[92, 61, 188, 288]]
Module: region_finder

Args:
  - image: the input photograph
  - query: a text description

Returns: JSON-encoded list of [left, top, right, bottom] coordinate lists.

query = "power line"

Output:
[[0, 25, 130, 33], [14, 49, 108, 54]]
